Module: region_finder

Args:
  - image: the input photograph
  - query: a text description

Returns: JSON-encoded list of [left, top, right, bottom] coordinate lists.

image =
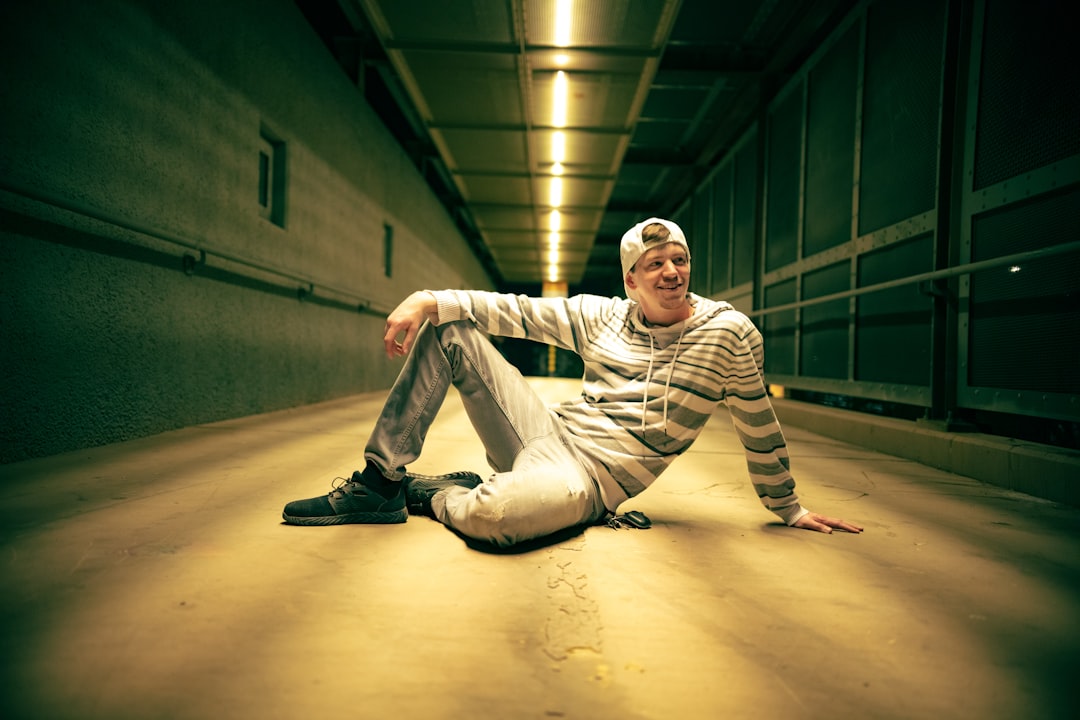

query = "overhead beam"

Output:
[[382, 39, 660, 59]]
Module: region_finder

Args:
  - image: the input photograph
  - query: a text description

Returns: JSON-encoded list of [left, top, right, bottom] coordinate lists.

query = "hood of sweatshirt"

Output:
[[628, 294, 734, 431]]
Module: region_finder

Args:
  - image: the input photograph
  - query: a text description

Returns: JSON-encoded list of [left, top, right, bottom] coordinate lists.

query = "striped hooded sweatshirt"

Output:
[[429, 289, 808, 526]]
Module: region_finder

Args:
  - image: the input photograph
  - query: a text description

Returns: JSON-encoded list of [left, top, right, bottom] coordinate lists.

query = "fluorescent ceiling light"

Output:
[[552, 131, 566, 163], [553, 71, 567, 127], [555, 0, 572, 47], [549, 177, 563, 207]]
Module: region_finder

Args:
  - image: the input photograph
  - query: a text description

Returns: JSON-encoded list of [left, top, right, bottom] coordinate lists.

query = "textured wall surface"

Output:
[[0, 0, 493, 463]]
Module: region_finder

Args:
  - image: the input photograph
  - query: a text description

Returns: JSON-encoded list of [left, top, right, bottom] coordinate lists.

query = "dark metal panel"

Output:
[[631, 118, 691, 148], [641, 85, 716, 120], [803, 24, 858, 257], [858, 0, 945, 235], [439, 128, 528, 173], [764, 279, 797, 376], [399, 50, 523, 125], [460, 174, 532, 205], [609, 163, 663, 206], [373, 0, 514, 44], [670, 202, 690, 226], [973, 0, 1080, 189], [764, 85, 803, 272], [666, 0, 763, 45], [690, 180, 711, 295], [709, 162, 733, 295], [732, 133, 758, 286], [856, 233, 934, 385], [799, 260, 850, 378], [968, 189, 1080, 394], [957, 0, 1080, 423]]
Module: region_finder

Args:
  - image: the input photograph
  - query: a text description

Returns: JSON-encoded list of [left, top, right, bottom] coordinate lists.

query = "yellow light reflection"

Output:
[[552, 131, 566, 163], [553, 71, 567, 127], [555, 0, 572, 47], [549, 176, 563, 207]]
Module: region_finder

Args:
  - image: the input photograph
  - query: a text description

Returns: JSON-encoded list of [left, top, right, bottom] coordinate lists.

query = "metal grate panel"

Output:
[[732, 136, 758, 286], [973, 0, 1080, 189], [642, 86, 715, 121], [764, 86, 802, 272], [690, 181, 711, 295], [710, 162, 733, 294], [667, 0, 762, 45], [631, 119, 690, 148], [401, 51, 522, 125], [439, 128, 527, 173], [375, 0, 513, 44], [804, 25, 857, 257], [459, 175, 531, 204], [764, 279, 797, 376], [856, 234, 934, 385], [800, 261, 850, 379], [858, 0, 944, 235], [969, 188, 1080, 393]]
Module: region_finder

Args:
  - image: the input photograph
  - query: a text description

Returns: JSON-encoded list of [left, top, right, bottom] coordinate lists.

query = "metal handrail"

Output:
[[0, 180, 388, 314], [7, 179, 1077, 320], [746, 240, 1080, 317]]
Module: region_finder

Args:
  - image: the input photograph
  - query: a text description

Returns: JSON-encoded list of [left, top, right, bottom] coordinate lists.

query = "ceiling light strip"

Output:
[[554, 0, 572, 47], [552, 71, 568, 128]]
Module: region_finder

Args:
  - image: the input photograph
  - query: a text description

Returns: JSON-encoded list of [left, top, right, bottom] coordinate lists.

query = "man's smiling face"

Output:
[[626, 243, 692, 325]]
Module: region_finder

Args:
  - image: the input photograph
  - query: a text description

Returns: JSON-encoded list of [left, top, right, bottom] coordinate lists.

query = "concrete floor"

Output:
[[1, 378, 1078, 720]]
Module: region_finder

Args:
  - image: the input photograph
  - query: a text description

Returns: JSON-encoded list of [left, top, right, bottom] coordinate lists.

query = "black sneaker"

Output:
[[405, 470, 482, 517], [282, 466, 406, 526]]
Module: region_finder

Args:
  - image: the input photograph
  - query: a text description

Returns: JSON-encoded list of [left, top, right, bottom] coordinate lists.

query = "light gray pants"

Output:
[[364, 321, 607, 547]]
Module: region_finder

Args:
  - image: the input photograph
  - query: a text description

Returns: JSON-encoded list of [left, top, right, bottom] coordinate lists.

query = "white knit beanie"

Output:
[[619, 217, 690, 301]]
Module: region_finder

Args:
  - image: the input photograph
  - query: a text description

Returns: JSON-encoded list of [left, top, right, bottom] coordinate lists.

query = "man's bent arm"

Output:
[[383, 291, 439, 358]]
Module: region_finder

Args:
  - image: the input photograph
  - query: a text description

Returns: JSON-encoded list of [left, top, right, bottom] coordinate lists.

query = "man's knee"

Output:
[[453, 485, 520, 546], [432, 321, 509, 387], [437, 485, 536, 547], [432, 320, 482, 346], [446, 482, 585, 548]]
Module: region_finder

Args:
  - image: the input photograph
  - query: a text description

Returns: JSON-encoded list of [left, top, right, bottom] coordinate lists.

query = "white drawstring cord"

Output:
[[661, 328, 686, 432], [641, 326, 686, 434], [641, 339, 655, 432]]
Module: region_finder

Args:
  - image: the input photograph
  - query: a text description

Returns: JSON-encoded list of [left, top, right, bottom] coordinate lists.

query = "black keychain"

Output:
[[606, 510, 652, 530]]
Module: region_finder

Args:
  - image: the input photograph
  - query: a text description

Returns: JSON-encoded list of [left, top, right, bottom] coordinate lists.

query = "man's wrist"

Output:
[[425, 290, 459, 325]]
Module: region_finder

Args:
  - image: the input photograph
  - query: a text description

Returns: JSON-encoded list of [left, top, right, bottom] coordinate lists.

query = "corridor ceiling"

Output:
[[298, 0, 853, 290]]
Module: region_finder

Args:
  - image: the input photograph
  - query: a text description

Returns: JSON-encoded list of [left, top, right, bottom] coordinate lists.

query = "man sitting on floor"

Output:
[[283, 217, 863, 546]]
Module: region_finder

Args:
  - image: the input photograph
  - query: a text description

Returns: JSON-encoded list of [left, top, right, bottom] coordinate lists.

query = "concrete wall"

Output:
[[0, 0, 493, 464]]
